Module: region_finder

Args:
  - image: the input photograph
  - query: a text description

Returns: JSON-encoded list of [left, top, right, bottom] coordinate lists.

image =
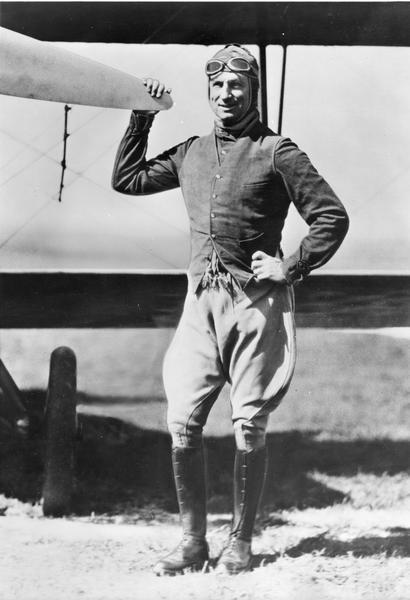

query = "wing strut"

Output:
[[278, 45, 288, 135], [259, 44, 268, 126], [259, 43, 288, 134]]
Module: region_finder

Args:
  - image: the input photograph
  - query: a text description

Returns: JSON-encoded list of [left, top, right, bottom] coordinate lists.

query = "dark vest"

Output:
[[179, 124, 291, 290]]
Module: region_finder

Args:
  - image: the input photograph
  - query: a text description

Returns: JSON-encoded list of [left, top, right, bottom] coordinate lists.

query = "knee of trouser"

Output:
[[234, 417, 268, 452], [167, 419, 203, 449]]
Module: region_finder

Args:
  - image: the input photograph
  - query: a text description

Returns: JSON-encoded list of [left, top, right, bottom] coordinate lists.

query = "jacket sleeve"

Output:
[[112, 112, 196, 195], [274, 137, 349, 284]]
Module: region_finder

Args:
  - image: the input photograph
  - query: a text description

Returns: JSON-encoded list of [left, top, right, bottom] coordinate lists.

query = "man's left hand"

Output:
[[251, 251, 287, 284]]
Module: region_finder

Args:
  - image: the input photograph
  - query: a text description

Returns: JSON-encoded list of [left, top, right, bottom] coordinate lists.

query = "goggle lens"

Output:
[[206, 60, 225, 76], [229, 57, 251, 71], [205, 57, 252, 76]]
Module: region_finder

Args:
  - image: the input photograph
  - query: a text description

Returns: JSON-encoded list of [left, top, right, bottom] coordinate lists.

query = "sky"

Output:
[[0, 40, 409, 272]]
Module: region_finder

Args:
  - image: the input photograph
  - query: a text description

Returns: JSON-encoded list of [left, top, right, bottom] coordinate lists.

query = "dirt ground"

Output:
[[0, 507, 409, 600], [0, 329, 409, 599]]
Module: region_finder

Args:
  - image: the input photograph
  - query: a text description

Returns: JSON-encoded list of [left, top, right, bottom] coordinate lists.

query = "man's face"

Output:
[[209, 71, 251, 126]]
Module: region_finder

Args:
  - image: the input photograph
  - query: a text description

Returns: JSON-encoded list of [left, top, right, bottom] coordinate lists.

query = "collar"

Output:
[[214, 110, 260, 141]]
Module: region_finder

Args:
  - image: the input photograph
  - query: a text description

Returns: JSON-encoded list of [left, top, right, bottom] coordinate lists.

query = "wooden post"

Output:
[[42, 347, 77, 517]]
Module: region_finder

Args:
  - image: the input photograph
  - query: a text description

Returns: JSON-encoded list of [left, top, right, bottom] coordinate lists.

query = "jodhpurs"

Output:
[[163, 280, 296, 451]]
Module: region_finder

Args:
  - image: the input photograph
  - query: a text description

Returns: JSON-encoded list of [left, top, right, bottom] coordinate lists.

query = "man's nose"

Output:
[[220, 85, 232, 100]]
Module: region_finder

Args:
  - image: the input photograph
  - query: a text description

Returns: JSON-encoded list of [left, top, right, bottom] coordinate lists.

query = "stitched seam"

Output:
[[271, 135, 282, 176], [184, 386, 222, 442], [246, 286, 296, 422]]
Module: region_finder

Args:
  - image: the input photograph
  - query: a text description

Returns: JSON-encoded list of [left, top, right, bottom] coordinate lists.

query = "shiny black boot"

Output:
[[153, 446, 209, 576], [216, 447, 267, 575]]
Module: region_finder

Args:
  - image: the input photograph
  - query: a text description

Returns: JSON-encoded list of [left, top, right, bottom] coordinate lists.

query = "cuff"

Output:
[[282, 255, 311, 285], [130, 111, 155, 133]]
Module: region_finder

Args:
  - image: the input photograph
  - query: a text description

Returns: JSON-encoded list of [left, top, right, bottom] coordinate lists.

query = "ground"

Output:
[[0, 329, 409, 599]]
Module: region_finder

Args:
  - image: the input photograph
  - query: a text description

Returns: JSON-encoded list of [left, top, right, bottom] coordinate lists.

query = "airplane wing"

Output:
[[1, 2, 409, 46]]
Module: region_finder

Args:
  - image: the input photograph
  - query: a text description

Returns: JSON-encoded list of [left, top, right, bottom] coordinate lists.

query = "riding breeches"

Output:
[[163, 280, 296, 451]]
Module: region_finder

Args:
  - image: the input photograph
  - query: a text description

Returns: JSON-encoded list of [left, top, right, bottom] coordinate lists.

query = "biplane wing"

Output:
[[1, 1, 409, 45]]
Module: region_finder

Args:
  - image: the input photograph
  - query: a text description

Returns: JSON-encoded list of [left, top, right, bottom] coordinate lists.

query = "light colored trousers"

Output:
[[163, 280, 296, 451]]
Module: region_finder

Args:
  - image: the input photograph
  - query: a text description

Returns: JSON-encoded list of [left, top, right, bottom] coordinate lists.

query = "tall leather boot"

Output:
[[153, 446, 209, 576], [216, 447, 267, 575]]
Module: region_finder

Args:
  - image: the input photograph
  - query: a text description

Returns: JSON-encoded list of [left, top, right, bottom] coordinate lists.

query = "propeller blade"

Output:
[[0, 27, 173, 110]]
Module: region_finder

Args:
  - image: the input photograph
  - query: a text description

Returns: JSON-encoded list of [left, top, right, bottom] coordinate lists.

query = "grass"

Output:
[[0, 328, 409, 599], [0, 328, 409, 440]]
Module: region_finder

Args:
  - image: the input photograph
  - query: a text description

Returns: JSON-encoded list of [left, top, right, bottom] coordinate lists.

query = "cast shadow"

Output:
[[1, 390, 409, 523], [250, 528, 410, 569], [285, 528, 410, 558]]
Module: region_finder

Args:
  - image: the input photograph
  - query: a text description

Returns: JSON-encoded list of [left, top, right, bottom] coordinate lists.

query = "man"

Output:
[[112, 44, 349, 576]]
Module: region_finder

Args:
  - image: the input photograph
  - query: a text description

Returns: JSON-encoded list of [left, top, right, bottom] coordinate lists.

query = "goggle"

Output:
[[205, 57, 258, 78]]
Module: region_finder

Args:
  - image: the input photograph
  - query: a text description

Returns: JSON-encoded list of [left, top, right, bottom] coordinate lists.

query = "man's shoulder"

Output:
[[251, 123, 290, 154], [251, 121, 286, 143], [181, 131, 214, 153], [258, 125, 301, 156], [164, 135, 200, 156]]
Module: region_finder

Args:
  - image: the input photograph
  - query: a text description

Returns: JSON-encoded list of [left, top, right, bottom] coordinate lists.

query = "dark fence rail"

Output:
[[0, 272, 409, 329]]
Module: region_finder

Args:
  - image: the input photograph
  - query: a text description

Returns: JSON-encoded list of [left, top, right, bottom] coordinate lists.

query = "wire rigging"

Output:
[[58, 104, 71, 202]]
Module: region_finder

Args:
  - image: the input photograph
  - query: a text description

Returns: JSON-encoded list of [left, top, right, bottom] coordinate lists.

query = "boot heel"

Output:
[[153, 538, 209, 577]]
